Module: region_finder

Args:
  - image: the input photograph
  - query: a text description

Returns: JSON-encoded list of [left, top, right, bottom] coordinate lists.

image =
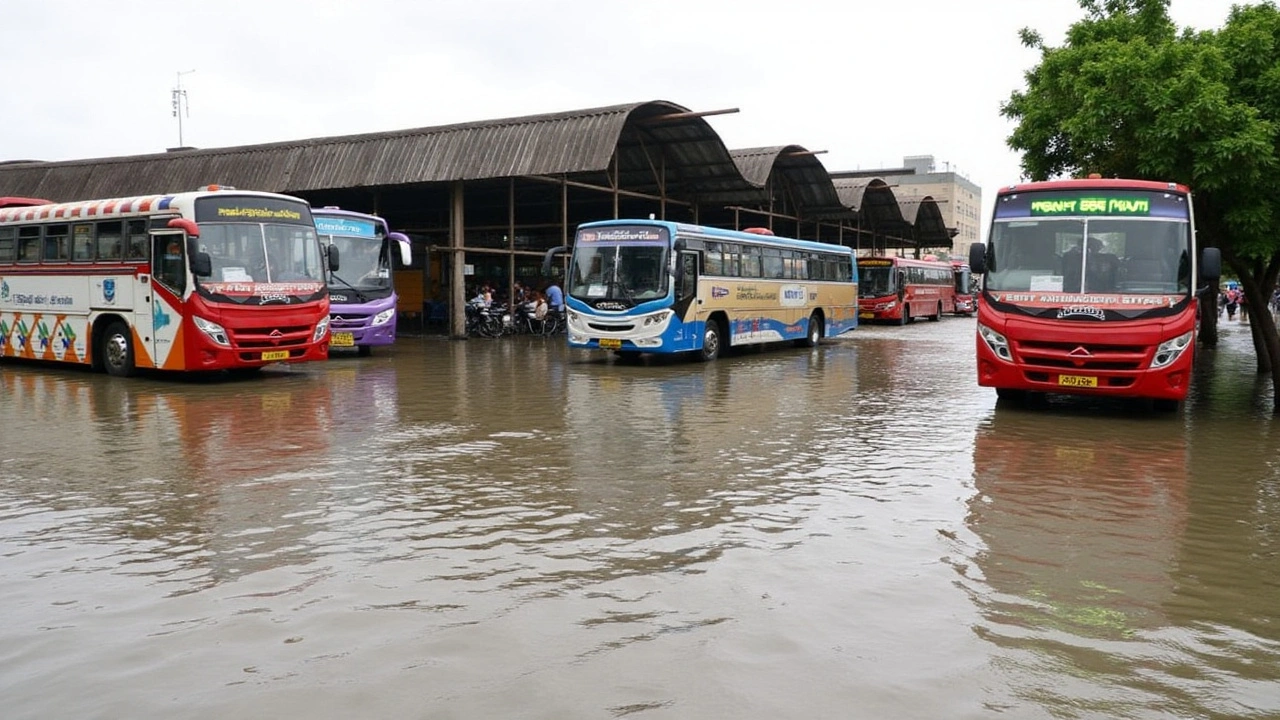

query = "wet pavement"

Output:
[[1, 315, 1277, 719]]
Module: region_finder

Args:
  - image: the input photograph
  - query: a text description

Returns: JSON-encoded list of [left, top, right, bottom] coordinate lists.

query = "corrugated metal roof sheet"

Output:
[[723, 146, 845, 212], [0, 101, 756, 202], [0, 100, 953, 249], [896, 195, 949, 244]]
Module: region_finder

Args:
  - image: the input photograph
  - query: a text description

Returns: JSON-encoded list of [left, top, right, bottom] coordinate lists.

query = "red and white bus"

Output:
[[968, 176, 1221, 410], [952, 259, 975, 315], [0, 187, 336, 377], [857, 255, 956, 324]]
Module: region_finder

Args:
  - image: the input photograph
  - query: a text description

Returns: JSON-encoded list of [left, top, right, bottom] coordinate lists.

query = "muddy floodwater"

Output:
[[2, 316, 1278, 719]]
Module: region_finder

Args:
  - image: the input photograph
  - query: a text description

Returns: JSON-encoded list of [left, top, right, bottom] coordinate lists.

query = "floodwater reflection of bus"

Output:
[[561, 347, 859, 540], [966, 407, 1187, 639], [0, 366, 338, 580]]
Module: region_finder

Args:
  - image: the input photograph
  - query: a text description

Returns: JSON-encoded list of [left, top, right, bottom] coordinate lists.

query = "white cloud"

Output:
[[0, 0, 1244, 231]]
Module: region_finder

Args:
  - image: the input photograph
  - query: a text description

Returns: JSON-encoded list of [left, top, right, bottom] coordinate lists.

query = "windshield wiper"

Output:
[[329, 272, 370, 303]]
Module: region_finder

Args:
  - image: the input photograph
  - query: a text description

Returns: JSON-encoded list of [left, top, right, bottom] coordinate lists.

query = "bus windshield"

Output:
[[987, 218, 1191, 296], [325, 234, 389, 290], [199, 222, 324, 283], [568, 244, 668, 302], [859, 266, 894, 297]]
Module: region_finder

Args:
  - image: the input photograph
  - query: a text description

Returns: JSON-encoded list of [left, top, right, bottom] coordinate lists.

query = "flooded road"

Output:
[[2, 317, 1278, 719]]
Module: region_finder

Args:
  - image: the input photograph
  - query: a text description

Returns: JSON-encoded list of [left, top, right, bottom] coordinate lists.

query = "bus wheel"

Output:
[[1152, 398, 1179, 412], [994, 387, 1024, 404], [800, 313, 822, 347], [898, 305, 909, 326], [930, 303, 942, 321], [101, 321, 136, 377], [357, 345, 373, 357], [698, 319, 723, 362]]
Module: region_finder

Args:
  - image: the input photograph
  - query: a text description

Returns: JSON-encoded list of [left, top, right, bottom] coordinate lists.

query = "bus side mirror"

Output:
[[1200, 246, 1221, 283], [389, 232, 411, 267], [968, 242, 987, 274], [542, 245, 568, 276], [167, 217, 200, 239], [327, 243, 340, 272], [190, 249, 212, 278]]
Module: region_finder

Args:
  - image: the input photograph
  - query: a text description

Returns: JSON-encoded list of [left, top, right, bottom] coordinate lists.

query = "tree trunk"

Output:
[[1225, 251, 1280, 413]]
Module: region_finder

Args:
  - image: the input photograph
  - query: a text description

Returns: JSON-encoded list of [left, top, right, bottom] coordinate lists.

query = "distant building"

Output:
[[831, 155, 982, 260]]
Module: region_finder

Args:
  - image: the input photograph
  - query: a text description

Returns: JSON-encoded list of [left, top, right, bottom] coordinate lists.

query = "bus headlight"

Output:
[[371, 308, 395, 326], [313, 316, 331, 342], [642, 310, 671, 327], [977, 323, 1012, 362], [1151, 330, 1193, 369], [192, 315, 230, 346]]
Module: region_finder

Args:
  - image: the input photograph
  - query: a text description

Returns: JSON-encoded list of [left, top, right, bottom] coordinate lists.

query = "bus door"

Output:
[[143, 230, 188, 369], [675, 249, 700, 332]]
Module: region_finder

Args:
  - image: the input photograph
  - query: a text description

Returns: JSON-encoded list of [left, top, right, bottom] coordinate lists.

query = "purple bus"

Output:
[[312, 207, 412, 356]]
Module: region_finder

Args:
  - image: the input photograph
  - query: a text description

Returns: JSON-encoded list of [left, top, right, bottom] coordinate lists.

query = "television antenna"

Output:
[[171, 69, 195, 147]]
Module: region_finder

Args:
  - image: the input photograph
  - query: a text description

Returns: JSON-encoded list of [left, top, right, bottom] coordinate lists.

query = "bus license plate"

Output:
[[1058, 374, 1097, 388], [859, 312, 874, 320], [331, 332, 355, 347], [261, 350, 289, 362], [599, 338, 622, 350]]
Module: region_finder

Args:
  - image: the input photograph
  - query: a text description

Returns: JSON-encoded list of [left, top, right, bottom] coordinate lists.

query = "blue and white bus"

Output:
[[312, 207, 411, 356], [546, 219, 859, 361]]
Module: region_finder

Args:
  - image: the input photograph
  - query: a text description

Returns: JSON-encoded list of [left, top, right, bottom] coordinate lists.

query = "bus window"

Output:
[[97, 221, 123, 260], [152, 233, 186, 294], [18, 227, 40, 262], [126, 220, 149, 261], [44, 224, 69, 261], [0, 227, 14, 262], [72, 224, 94, 261]]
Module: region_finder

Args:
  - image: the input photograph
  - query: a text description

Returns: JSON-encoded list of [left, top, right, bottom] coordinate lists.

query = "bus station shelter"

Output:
[[0, 100, 954, 338]]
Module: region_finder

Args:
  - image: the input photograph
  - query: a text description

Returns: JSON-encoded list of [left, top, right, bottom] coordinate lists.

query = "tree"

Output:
[[1003, 0, 1280, 413]]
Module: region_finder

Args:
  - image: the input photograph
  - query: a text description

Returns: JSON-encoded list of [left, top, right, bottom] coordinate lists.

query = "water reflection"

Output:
[[3, 320, 1279, 718], [0, 364, 416, 589], [963, 405, 1280, 718]]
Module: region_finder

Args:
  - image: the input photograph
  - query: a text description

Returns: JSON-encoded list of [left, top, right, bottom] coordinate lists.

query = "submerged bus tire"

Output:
[[101, 321, 136, 377], [930, 303, 942, 321], [698, 319, 723, 362], [994, 387, 1024, 403], [898, 306, 909, 326], [358, 345, 373, 357], [798, 312, 822, 347], [1152, 398, 1179, 412]]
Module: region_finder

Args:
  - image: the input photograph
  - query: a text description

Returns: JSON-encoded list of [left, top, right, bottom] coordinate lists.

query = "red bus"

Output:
[[857, 255, 956, 324], [968, 177, 1221, 410], [952, 259, 975, 315], [0, 187, 337, 377]]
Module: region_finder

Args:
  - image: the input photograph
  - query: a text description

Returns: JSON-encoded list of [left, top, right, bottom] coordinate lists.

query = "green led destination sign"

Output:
[[1029, 197, 1150, 216], [996, 189, 1188, 220]]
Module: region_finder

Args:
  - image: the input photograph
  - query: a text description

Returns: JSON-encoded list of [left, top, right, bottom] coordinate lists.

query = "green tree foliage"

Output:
[[1003, 0, 1280, 412]]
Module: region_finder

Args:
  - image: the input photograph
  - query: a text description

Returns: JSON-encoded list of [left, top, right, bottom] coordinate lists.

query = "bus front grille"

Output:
[[232, 325, 314, 349], [1015, 340, 1147, 371]]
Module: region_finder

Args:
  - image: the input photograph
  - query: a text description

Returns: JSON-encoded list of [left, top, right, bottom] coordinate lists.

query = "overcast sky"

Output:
[[0, 0, 1246, 228]]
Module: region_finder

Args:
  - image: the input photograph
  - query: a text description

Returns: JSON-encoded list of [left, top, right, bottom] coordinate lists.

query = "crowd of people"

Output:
[[1216, 281, 1280, 321], [469, 279, 564, 321]]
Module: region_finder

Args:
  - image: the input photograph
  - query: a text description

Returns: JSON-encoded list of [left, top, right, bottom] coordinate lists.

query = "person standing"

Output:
[[545, 280, 564, 312]]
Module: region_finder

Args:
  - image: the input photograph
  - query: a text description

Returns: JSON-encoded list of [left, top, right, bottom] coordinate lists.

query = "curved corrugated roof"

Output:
[[833, 178, 904, 227], [896, 195, 948, 242], [0, 101, 757, 202], [724, 146, 845, 212]]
